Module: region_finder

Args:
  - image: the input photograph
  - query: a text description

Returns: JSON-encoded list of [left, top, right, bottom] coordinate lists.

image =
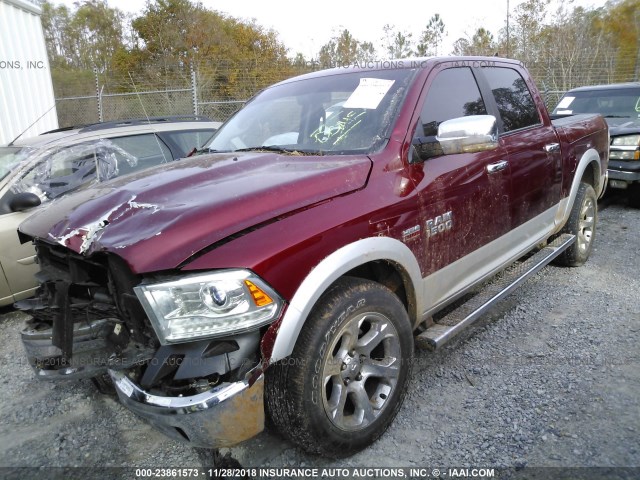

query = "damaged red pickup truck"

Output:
[[17, 57, 608, 457]]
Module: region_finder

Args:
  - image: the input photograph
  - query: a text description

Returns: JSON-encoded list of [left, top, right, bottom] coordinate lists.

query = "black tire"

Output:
[[554, 182, 597, 267], [628, 183, 640, 209], [90, 372, 117, 397], [265, 277, 413, 457], [195, 449, 247, 480]]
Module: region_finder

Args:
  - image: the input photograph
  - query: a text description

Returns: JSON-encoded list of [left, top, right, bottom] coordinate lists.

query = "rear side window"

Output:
[[109, 134, 171, 162], [109, 134, 172, 173], [418, 67, 487, 136], [482, 67, 540, 132]]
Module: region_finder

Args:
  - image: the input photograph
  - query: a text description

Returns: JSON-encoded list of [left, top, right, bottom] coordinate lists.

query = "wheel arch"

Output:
[[269, 236, 423, 362], [579, 158, 601, 193], [555, 148, 603, 230]]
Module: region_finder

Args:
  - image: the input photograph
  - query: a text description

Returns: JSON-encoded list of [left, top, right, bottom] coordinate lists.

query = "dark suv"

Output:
[[553, 83, 640, 206]]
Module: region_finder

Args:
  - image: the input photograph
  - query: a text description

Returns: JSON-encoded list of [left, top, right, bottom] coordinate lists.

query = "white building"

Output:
[[0, 0, 58, 144]]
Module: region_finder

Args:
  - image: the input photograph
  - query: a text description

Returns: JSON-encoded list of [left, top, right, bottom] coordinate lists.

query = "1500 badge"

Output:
[[426, 211, 453, 237]]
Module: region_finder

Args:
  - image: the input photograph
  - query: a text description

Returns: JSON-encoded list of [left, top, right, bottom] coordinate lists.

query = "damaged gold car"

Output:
[[0, 116, 219, 306]]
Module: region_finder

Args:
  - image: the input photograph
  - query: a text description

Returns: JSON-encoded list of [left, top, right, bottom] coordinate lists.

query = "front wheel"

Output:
[[265, 277, 413, 457], [554, 182, 597, 267]]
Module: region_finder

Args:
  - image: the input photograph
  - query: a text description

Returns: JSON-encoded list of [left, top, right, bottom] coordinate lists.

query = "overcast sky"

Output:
[[57, 0, 607, 58]]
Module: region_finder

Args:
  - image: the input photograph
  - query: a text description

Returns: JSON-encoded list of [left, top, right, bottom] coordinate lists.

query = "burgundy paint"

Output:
[[20, 56, 608, 309], [20, 152, 372, 273]]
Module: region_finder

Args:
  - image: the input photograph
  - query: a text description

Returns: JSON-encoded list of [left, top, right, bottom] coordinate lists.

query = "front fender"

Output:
[[269, 236, 423, 362]]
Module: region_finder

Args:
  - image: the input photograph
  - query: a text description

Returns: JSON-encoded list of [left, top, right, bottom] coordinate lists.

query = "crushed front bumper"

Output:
[[109, 368, 265, 448], [21, 317, 153, 380]]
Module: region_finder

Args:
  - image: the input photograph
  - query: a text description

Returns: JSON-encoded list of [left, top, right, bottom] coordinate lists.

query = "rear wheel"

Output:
[[265, 277, 413, 457], [554, 182, 597, 267]]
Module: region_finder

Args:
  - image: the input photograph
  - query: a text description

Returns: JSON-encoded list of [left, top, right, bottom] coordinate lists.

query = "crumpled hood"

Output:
[[20, 152, 372, 273]]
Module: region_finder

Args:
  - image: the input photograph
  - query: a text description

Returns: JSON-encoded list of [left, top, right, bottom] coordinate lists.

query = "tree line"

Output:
[[314, 0, 639, 90], [42, 0, 639, 101], [43, 0, 293, 99]]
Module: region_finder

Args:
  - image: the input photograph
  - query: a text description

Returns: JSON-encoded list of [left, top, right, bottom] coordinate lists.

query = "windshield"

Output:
[[0, 146, 31, 182], [205, 69, 418, 155], [553, 87, 640, 119]]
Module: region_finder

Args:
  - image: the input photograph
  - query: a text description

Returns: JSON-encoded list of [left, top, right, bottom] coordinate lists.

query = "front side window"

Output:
[[6, 136, 161, 204], [12, 143, 102, 201], [206, 68, 418, 155], [0, 147, 31, 182], [482, 67, 540, 132], [417, 67, 487, 137], [411, 67, 487, 160]]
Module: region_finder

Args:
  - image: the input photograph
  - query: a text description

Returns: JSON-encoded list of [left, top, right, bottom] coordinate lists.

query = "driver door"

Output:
[[408, 67, 512, 307]]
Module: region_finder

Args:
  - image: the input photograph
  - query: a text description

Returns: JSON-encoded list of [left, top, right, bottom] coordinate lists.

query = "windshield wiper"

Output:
[[191, 147, 230, 156], [234, 145, 324, 155], [234, 145, 297, 153], [603, 115, 631, 118]]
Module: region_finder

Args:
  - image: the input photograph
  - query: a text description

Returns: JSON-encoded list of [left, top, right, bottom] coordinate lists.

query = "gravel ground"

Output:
[[0, 194, 638, 479]]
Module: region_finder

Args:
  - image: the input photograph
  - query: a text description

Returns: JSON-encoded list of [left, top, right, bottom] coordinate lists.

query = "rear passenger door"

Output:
[[478, 66, 562, 229]]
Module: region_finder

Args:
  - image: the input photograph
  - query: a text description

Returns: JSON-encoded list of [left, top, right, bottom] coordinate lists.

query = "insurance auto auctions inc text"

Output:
[[209, 467, 496, 478]]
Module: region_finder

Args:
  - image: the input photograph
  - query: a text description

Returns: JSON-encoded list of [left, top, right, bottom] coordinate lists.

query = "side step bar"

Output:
[[415, 233, 575, 351]]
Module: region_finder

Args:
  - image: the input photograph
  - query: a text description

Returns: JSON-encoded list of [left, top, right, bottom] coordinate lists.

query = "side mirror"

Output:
[[410, 135, 444, 163], [437, 115, 498, 155], [9, 192, 42, 212]]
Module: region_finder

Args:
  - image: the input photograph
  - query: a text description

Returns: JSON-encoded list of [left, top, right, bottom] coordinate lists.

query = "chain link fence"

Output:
[[55, 96, 100, 127], [197, 100, 245, 122], [101, 89, 195, 120], [52, 62, 313, 127], [540, 91, 569, 111], [53, 56, 638, 127], [55, 90, 246, 127], [55, 89, 198, 127]]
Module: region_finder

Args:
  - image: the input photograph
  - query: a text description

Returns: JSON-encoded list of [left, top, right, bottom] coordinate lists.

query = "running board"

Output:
[[415, 233, 575, 351]]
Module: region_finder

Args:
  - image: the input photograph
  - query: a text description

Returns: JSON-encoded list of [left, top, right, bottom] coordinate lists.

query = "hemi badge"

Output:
[[402, 225, 421, 242]]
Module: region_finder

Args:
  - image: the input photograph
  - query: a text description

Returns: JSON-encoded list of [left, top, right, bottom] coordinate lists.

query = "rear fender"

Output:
[[554, 148, 603, 230]]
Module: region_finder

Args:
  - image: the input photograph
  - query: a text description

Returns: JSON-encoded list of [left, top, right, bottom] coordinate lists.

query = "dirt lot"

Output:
[[0, 193, 638, 478]]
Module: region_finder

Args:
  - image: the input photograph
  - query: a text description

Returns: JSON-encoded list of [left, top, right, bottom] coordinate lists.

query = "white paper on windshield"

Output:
[[556, 96, 575, 109], [556, 110, 573, 115], [343, 78, 395, 109]]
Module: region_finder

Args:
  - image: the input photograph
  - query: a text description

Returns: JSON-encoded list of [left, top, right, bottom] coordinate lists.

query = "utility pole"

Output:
[[506, 0, 510, 57], [635, 10, 640, 80], [191, 65, 198, 116], [94, 67, 103, 123]]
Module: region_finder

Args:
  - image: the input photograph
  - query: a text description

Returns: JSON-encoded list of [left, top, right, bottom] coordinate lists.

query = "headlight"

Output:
[[611, 134, 640, 147], [134, 270, 283, 344], [609, 150, 639, 161]]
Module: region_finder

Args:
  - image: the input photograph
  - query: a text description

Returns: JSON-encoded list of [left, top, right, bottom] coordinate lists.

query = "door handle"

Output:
[[486, 160, 508, 174], [544, 143, 560, 152]]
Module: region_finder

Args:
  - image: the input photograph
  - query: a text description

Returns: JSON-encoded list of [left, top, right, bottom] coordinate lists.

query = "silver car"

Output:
[[0, 116, 220, 306]]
